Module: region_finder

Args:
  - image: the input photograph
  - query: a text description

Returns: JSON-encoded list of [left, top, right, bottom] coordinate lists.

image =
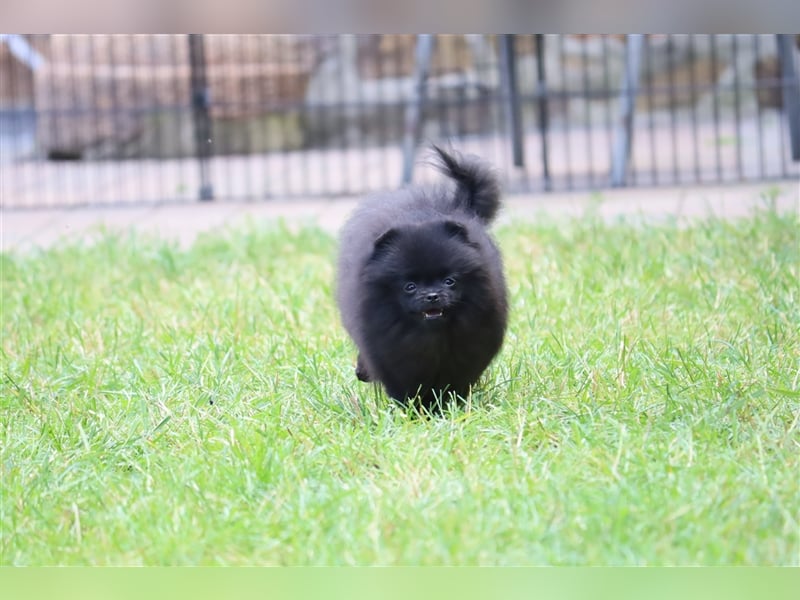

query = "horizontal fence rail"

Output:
[[1, 34, 798, 209]]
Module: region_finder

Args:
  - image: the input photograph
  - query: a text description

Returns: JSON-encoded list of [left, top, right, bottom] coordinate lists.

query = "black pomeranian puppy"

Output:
[[336, 146, 508, 410]]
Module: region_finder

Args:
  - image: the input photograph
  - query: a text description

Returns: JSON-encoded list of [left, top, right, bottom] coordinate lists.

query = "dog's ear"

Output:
[[371, 228, 400, 258], [441, 220, 470, 242]]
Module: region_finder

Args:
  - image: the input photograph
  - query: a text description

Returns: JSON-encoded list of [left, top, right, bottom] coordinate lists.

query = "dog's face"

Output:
[[363, 220, 484, 325], [398, 273, 459, 322]]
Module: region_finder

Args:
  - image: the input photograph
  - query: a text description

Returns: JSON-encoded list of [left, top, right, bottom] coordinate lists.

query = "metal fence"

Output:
[[1, 34, 799, 209]]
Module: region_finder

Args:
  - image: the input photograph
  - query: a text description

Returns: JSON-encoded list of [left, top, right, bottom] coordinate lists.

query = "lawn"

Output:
[[1, 202, 798, 565]]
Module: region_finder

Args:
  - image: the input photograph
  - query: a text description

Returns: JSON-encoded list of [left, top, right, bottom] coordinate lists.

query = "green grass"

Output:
[[2, 205, 798, 565]]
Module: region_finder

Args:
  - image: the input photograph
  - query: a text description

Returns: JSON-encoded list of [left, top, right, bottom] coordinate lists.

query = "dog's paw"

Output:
[[355, 354, 372, 382]]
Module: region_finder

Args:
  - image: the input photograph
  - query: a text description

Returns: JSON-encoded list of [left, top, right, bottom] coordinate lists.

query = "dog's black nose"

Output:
[[426, 293, 439, 303]]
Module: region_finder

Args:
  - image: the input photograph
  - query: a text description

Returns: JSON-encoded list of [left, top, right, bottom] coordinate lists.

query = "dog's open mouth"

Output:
[[422, 308, 444, 320]]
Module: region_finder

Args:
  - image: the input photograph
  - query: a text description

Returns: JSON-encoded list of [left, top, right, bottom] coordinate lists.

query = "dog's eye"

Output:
[[443, 277, 456, 287], [404, 282, 417, 293]]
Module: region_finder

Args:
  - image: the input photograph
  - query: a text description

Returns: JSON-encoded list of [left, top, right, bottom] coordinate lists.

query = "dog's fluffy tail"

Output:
[[431, 145, 501, 224]]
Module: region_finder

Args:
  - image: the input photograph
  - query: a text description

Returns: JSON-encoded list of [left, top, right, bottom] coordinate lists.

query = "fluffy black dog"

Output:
[[336, 146, 508, 410]]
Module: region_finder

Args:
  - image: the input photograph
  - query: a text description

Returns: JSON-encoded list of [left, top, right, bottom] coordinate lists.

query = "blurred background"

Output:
[[1, 33, 798, 208]]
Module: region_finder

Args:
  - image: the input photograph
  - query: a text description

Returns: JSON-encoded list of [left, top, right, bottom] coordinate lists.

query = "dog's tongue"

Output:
[[423, 309, 444, 320]]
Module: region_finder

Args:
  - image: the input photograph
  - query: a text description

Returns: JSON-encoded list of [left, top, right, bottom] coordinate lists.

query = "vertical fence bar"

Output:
[[107, 36, 123, 203], [710, 35, 722, 182], [374, 35, 389, 191], [580, 36, 595, 186], [731, 35, 744, 180], [401, 34, 434, 185], [499, 34, 525, 168], [558, 35, 573, 190], [146, 35, 160, 201], [610, 34, 643, 187], [776, 34, 800, 161], [131, 34, 144, 203], [601, 36, 617, 184], [240, 35, 254, 200], [188, 33, 214, 201], [535, 34, 551, 191], [753, 35, 766, 179], [688, 34, 702, 182], [337, 35, 352, 195], [450, 34, 462, 138], [667, 35, 680, 184], [644, 36, 658, 185], [256, 35, 271, 196], [221, 36, 234, 199]]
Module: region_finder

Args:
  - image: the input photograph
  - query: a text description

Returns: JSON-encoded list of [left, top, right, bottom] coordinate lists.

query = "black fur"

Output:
[[336, 147, 508, 410], [430, 144, 501, 224]]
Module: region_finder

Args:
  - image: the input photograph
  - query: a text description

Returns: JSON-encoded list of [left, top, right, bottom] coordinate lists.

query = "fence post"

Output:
[[499, 35, 525, 168], [401, 34, 435, 185], [535, 34, 551, 191], [776, 34, 800, 161], [188, 34, 214, 201], [610, 34, 643, 187]]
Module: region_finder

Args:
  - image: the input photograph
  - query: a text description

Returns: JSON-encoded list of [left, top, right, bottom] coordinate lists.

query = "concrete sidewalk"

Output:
[[2, 181, 798, 252]]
